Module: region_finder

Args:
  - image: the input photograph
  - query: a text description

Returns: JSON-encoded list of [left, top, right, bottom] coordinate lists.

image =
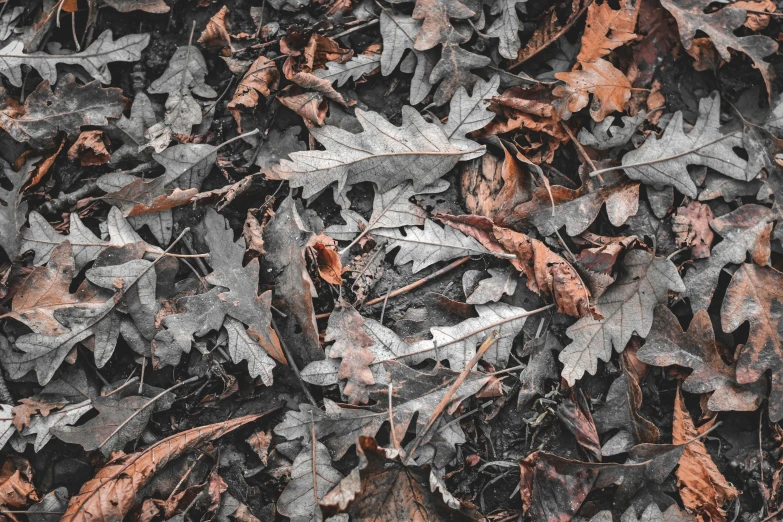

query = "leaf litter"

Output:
[[0, 1, 780, 521]]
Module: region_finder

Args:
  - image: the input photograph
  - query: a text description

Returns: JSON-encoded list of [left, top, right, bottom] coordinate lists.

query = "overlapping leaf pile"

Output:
[[0, 0, 780, 521]]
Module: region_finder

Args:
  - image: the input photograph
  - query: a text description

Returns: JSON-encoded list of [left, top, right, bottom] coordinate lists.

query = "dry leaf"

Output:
[[198, 6, 231, 49], [672, 201, 714, 259], [67, 131, 111, 166], [554, 59, 632, 122]]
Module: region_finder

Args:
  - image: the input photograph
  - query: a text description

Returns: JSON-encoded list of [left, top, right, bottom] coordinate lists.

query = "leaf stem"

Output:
[[216, 128, 261, 151]]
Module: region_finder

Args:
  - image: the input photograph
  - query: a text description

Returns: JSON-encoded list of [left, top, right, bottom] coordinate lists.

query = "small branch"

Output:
[[39, 182, 99, 215], [404, 331, 500, 464], [271, 317, 318, 407], [331, 18, 378, 39]]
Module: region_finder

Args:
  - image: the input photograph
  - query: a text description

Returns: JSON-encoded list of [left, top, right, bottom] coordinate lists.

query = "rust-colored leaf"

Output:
[[672, 201, 714, 259], [555, 59, 632, 122], [197, 6, 231, 49], [673, 388, 739, 521], [325, 300, 376, 404], [578, 0, 640, 63]]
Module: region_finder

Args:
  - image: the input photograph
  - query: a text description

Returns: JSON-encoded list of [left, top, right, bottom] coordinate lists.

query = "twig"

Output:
[[103, 376, 140, 397], [388, 383, 400, 451], [310, 411, 319, 507], [331, 18, 378, 39], [270, 317, 318, 407], [363, 256, 471, 307], [404, 331, 499, 464], [379, 285, 393, 324], [38, 182, 99, 214], [561, 124, 601, 182], [98, 375, 200, 450]]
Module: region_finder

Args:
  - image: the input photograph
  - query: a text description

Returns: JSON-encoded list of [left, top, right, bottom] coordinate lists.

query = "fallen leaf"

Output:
[[315, 53, 381, 87], [577, 0, 640, 63], [673, 388, 739, 521], [61, 414, 264, 522], [103, 0, 170, 12], [0, 457, 38, 508], [320, 436, 478, 520], [429, 42, 491, 106], [378, 9, 436, 104], [463, 267, 518, 305], [486, 0, 528, 59], [672, 201, 714, 259], [198, 6, 231, 49], [559, 249, 685, 384], [325, 300, 376, 404], [277, 441, 342, 522], [721, 263, 783, 422], [0, 75, 127, 147], [0, 157, 34, 259], [68, 131, 111, 166], [554, 58, 632, 122]]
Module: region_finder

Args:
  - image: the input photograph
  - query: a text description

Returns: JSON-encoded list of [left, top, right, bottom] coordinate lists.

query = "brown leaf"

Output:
[[660, 0, 778, 100], [243, 209, 267, 257], [638, 306, 764, 414], [519, 451, 598, 521], [227, 56, 280, 127], [282, 56, 355, 109], [246, 430, 272, 464], [733, 0, 776, 30], [672, 201, 714, 259], [11, 395, 67, 431], [61, 414, 264, 522], [321, 436, 478, 520], [437, 213, 596, 318], [198, 6, 231, 49], [460, 143, 533, 220], [0, 457, 38, 508], [721, 264, 783, 422], [304, 34, 353, 69], [325, 301, 376, 404], [673, 388, 739, 521], [277, 88, 328, 127], [499, 169, 639, 236], [578, 0, 640, 63], [312, 234, 342, 286], [557, 389, 602, 461], [555, 59, 632, 122]]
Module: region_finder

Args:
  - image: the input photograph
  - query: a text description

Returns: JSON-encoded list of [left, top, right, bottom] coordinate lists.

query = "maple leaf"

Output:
[[0, 75, 127, 147], [324, 301, 376, 404], [0, 157, 34, 259], [673, 388, 739, 520], [261, 197, 323, 367], [499, 169, 639, 236], [271, 106, 475, 205], [682, 204, 774, 311], [639, 306, 764, 413], [559, 249, 685, 385], [554, 58, 632, 122], [379, 9, 437, 104], [321, 437, 478, 521], [721, 263, 783, 422], [577, 0, 640, 64], [61, 414, 264, 522], [153, 209, 281, 371], [0, 30, 149, 87], [486, 0, 528, 59], [660, 0, 777, 100], [619, 93, 747, 198], [277, 441, 342, 522]]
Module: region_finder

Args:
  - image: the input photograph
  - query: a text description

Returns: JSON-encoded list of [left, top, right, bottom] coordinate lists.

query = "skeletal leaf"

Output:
[[61, 415, 264, 522], [315, 53, 380, 86], [721, 264, 783, 422], [373, 219, 490, 273], [0, 30, 149, 86], [578, 112, 646, 150], [639, 306, 764, 413], [683, 204, 774, 311], [271, 106, 474, 205], [321, 437, 478, 520], [621, 93, 747, 197], [486, 0, 528, 59], [0, 75, 127, 147], [277, 442, 342, 522], [559, 249, 685, 385]]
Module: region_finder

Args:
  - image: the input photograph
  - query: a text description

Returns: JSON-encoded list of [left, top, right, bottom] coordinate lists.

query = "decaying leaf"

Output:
[[321, 437, 478, 520], [721, 263, 783, 422], [0, 157, 34, 259], [673, 388, 739, 521], [61, 414, 263, 522], [672, 201, 714, 259], [639, 306, 764, 413], [379, 8, 436, 104], [278, 441, 342, 522], [325, 301, 376, 404], [559, 249, 685, 384], [554, 59, 632, 122]]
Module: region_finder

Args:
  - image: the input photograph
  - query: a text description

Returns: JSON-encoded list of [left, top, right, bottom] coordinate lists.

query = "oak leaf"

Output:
[[110, 93, 160, 164], [198, 6, 231, 49], [60, 414, 264, 522], [554, 58, 632, 122], [324, 301, 376, 404], [0, 30, 149, 87], [315, 53, 381, 86], [103, 0, 170, 13], [672, 201, 714, 259], [0, 75, 127, 147], [578, 111, 646, 150], [321, 437, 478, 520], [227, 56, 280, 127], [277, 442, 342, 522], [67, 131, 111, 166], [486, 0, 528, 59], [673, 388, 739, 521], [639, 306, 764, 413], [578, 0, 640, 63], [429, 42, 491, 106], [379, 9, 436, 104], [409, 0, 474, 51], [721, 263, 783, 422], [559, 249, 685, 384], [0, 157, 34, 259], [0, 458, 38, 509]]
